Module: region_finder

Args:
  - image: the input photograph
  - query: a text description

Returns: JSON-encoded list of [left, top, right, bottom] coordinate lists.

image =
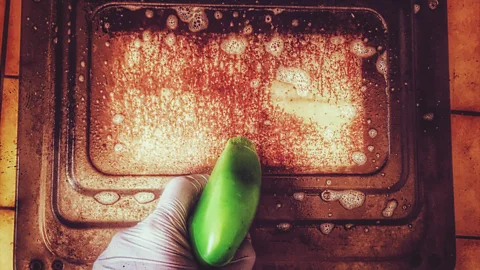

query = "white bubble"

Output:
[[175, 7, 195, 22], [189, 11, 208, 33], [339, 190, 366, 210], [330, 36, 346, 45], [233, 11, 239, 18], [292, 19, 299, 27], [319, 223, 335, 235], [105, 41, 110, 47], [145, 9, 154, 18], [94, 191, 120, 205], [414, 4, 421, 14], [382, 199, 398, 217], [134, 192, 156, 204], [276, 66, 311, 95], [293, 192, 305, 201], [166, 14, 178, 30], [277, 222, 292, 231], [423, 112, 434, 121], [80, 61, 86, 68], [350, 40, 377, 58], [78, 75, 85, 82], [368, 128, 378, 138], [368, 145, 374, 152], [376, 51, 388, 76], [250, 79, 260, 88], [221, 35, 248, 55], [114, 143, 124, 152], [214, 11, 223, 20], [321, 189, 344, 202], [265, 36, 284, 57], [165, 33, 176, 47], [243, 25, 253, 35], [112, 114, 125, 124], [265, 15, 272, 23], [352, 152, 367, 165]]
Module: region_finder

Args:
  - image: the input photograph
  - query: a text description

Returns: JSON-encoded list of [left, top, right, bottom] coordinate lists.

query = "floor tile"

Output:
[[448, 0, 480, 112], [451, 115, 480, 237], [0, 210, 14, 270], [5, 0, 21, 76], [456, 238, 480, 270], [0, 78, 18, 207]]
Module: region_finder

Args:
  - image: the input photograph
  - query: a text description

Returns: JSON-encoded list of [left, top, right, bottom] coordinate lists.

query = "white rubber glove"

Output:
[[93, 175, 256, 270]]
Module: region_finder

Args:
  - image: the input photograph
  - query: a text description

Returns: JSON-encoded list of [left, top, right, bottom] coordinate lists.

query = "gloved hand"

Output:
[[93, 175, 256, 269]]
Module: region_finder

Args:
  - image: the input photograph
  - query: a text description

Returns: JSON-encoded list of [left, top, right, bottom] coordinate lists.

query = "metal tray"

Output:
[[16, 0, 455, 269]]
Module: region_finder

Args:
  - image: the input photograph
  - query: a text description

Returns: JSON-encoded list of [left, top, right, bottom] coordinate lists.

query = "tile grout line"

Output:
[[456, 235, 480, 240], [451, 110, 480, 116], [0, 0, 12, 112]]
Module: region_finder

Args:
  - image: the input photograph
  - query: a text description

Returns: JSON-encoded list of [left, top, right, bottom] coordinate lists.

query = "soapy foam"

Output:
[[275, 66, 311, 96], [368, 128, 378, 138], [382, 199, 398, 217], [145, 9, 154, 19], [339, 190, 366, 210], [189, 11, 209, 33], [166, 15, 178, 30], [221, 35, 248, 55], [277, 222, 292, 231], [330, 36, 346, 45], [351, 151, 367, 165], [376, 51, 388, 76], [164, 33, 176, 47], [175, 7, 195, 22], [265, 36, 284, 57], [112, 114, 125, 124], [94, 191, 120, 205], [214, 11, 223, 20], [367, 145, 374, 152], [293, 192, 306, 201], [134, 192, 156, 204], [350, 40, 376, 58], [320, 223, 335, 235], [321, 189, 366, 210], [243, 25, 253, 35]]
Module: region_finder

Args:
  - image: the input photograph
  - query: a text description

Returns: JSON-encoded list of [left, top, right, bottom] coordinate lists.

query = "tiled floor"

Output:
[[0, 1, 479, 269]]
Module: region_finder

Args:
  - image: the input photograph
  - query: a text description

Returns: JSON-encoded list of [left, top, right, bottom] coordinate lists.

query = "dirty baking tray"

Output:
[[17, 0, 455, 269]]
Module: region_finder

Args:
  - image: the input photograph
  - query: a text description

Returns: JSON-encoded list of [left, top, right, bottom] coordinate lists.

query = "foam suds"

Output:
[[414, 4, 421, 14], [321, 189, 366, 210], [214, 11, 223, 20], [112, 114, 125, 124], [293, 192, 306, 201], [351, 152, 367, 165], [164, 33, 176, 47], [221, 35, 248, 55], [78, 75, 85, 82], [382, 199, 398, 217], [319, 223, 335, 235], [265, 36, 284, 57], [145, 9, 154, 19], [275, 66, 311, 96], [166, 15, 178, 30], [243, 25, 253, 35], [330, 36, 346, 45], [277, 222, 292, 232], [250, 79, 260, 88], [114, 143, 124, 152], [175, 7, 208, 32], [189, 11, 209, 33], [339, 190, 366, 210], [265, 15, 272, 23], [368, 128, 378, 138], [134, 192, 156, 204], [350, 40, 376, 58], [175, 7, 195, 22], [367, 145, 374, 152], [94, 191, 120, 205], [376, 51, 388, 76], [292, 19, 299, 27], [423, 112, 434, 121]]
